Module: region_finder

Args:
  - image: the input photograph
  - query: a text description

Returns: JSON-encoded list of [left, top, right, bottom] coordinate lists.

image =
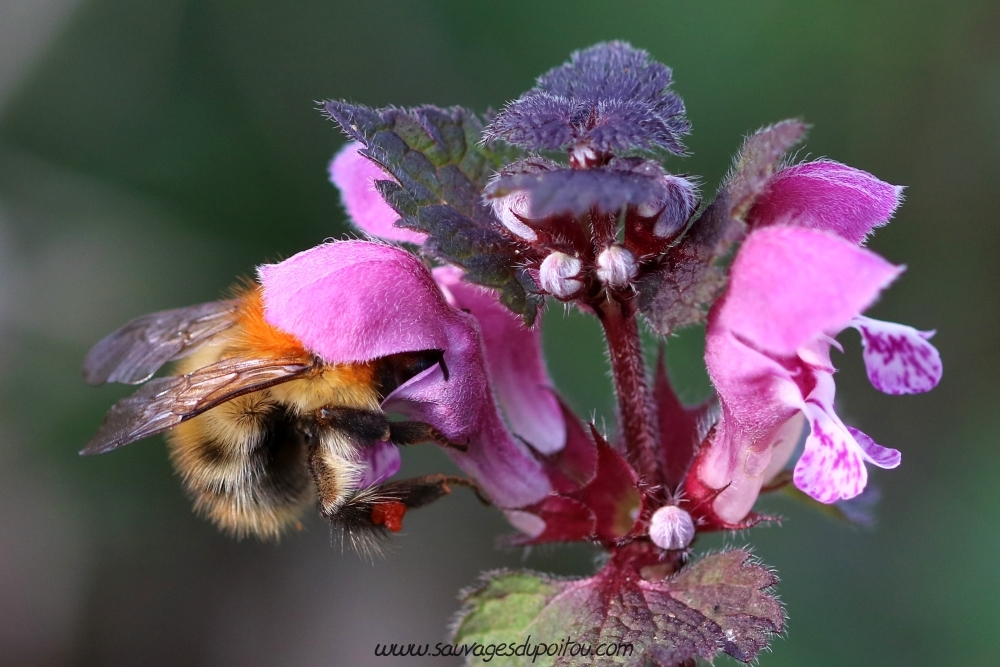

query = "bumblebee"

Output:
[[83, 286, 477, 542]]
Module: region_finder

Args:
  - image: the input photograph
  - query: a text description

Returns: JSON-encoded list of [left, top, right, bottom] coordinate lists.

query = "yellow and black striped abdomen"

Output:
[[167, 389, 315, 540]]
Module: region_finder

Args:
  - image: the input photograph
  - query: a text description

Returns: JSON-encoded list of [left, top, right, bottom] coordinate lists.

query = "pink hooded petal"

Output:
[[356, 441, 402, 489], [433, 267, 565, 455], [794, 374, 868, 503], [259, 241, 452, 363], [750, 160, 904, 244], [259, 241, 550, 508], [715, 226, 902, 355], [849, 316, 942, 394], [329, 142, 426, 245], [847, 426, 901, 469]]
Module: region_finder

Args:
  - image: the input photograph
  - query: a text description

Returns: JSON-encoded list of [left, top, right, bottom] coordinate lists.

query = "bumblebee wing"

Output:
[[81, 355, 314, 455], [83, 300, 242, 386]]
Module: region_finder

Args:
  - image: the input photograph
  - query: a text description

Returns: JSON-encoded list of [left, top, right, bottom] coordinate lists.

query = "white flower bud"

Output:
[[595, 245, 638, 288], [539, 252, 584, 298], [648, 505, 695, 550], [490, 190, 537, 241], [569, 143, 598, 168], [637, 175, 698, 239]]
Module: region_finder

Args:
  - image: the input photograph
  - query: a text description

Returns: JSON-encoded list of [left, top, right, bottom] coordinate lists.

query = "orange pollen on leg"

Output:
[[371, 501, 407, 532]]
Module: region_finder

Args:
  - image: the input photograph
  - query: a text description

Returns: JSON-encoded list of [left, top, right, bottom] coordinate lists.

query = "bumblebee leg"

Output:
[[333, 474, 490, 535], [388, 421, 469, 453], [314, 406, 391, 442]]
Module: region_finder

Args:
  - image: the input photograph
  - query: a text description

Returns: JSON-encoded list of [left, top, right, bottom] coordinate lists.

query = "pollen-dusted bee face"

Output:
[[82, 286, 478, 544]]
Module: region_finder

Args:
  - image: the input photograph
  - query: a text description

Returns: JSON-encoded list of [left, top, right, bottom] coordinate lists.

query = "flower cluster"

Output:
[[253, 43, 941, 665], [314, 46, 940, 544], [295, 43, 943, 663], [86, 42, 942, 666]]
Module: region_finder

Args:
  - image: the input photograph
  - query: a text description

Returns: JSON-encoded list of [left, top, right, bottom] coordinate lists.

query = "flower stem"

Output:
[[596, 295, 660, 486]]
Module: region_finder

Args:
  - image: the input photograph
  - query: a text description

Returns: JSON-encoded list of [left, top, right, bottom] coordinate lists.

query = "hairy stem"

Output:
[[596, 295, 660, 485]]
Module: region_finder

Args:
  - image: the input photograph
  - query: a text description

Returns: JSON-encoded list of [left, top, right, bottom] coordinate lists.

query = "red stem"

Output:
[[596, 295, 660, 486]]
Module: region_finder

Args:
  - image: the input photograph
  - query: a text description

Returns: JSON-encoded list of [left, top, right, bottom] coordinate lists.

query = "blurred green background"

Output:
[[1, 1, 997, 665]]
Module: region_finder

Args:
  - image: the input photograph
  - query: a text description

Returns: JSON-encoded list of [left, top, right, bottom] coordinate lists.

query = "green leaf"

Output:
[[638, 120, 807, 334], [452, 549, 784, 666], [323, 101, 541, 324]]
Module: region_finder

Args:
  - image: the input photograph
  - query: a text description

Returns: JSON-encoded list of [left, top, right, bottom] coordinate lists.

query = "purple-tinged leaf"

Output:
[[323, 101, 542, 323], [512, 425, 637, 547], [653, 351, 718, 492], [542, 399, 599, 493], [452, 549, 783, 666], [504, 496, 596, 546], [571, 431, 641, 544], [486, 157, 674, 218], [638, 120, 807, 334], [667, 550, 785, 662], [484, 41, 690, 154]]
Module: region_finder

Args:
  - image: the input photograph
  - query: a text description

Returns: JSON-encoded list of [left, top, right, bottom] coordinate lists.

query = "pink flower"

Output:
[[687, 162, 941, 526], [329, 142, 427, 245], [749, 159, 904, 244], [330, 144, 568, 456], [258, 240, 551, 508]]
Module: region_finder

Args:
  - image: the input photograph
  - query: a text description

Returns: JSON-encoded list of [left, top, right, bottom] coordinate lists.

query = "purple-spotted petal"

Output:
[[850, 316, 942, 394], [356, 441, 402, 489], [794, 375, 867, 503], [716, 226, 902, 355], [750, 160, 904, 244], [259, 241, 550, 508], [433, 267, 565, 455], [329, 142, 426, 245], [847, 426, 901, 469]]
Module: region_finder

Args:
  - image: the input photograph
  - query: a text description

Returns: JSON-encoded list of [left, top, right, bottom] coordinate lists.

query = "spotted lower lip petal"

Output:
[[850, 315, 942, 395]]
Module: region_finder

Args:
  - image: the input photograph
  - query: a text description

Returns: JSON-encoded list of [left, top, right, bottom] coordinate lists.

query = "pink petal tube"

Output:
[[259, 241, 550, 508], [329, 142, 427, 245], [433, 267, 566, 455]]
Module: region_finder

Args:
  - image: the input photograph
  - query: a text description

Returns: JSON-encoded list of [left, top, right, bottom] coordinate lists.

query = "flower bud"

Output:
[[490, 190, 537, 241], [648, 505, 695, 550], [595, 245, 638, 288], [636, 175, 698, 239], [569, 143, 599, 169], [539, 252, 584, 298]]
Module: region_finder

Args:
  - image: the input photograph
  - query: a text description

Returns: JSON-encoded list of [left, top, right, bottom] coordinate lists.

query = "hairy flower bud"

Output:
[[569, 143, 599, 169], [636, 175, 698, 238], [490, 190, 537, 241], [648, 505, 695, 550], [595, 245, 638, 288], [539, 252, 584, 298]]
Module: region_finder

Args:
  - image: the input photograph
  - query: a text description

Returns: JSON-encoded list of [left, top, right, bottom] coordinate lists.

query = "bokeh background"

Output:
[[1, 1, 998, 665]]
